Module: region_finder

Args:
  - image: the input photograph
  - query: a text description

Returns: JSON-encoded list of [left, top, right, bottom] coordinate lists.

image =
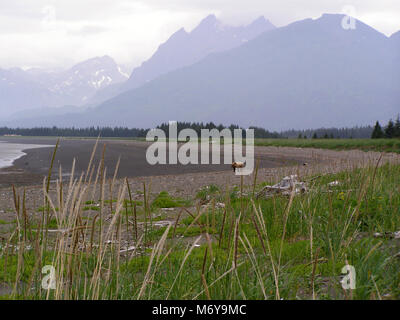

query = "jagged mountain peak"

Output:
[[314, 13, 386, 36], [198, 14, 219, 25], [166, 27, 189, 43], [248, 16, 270, 27], [191, 14, 222, 34], [71, 55, 117, 70], [245, 16, 275, 35], [119, 14, 276, 92]]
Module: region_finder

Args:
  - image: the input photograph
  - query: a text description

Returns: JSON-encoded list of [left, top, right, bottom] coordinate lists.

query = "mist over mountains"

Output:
[[1, 13, 399, 130], [88, 14, 276, 105], [0, 56, 128, 117]]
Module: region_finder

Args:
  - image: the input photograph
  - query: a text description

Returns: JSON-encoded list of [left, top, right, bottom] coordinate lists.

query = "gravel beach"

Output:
[[0, 137, 399, 226], [0, 137, 310, 187]]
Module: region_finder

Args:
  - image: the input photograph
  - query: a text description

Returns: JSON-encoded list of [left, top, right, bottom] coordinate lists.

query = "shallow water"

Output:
[[0, 141, 54, 169]]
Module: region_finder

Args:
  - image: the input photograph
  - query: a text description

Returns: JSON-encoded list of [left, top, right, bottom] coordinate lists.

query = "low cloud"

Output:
[[68, 25, 108, 36], [0, 0, 398, 70]]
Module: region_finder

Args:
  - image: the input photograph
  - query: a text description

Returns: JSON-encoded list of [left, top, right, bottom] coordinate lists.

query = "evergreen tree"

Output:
[[371, 121, 384, 139], [384, 120, 395, 139], [394, 115, 400, 138], [312, 133, 318, 139]]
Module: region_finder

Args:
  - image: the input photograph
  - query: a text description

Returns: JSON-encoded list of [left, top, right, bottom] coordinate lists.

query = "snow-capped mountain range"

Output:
[[1, 15, 274, 119], [2, 13, 399, 130], [0, 56, 128, 117]]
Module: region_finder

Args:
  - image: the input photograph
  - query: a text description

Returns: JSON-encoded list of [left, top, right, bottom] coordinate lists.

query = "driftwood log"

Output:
[[256, 175, 307, 198]]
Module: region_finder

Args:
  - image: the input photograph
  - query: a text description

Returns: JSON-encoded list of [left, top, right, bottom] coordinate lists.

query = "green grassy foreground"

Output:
[[254, 138, 400, 154], [1, 146, 400, 299]]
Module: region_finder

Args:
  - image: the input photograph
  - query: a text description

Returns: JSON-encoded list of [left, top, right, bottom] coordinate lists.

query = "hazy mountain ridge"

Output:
[[88, 15, 276, 105], [124, 15, 276, 90], [3, 14, 399, 130], [0, 67, 61, 117], [0, 56, 128, 117]]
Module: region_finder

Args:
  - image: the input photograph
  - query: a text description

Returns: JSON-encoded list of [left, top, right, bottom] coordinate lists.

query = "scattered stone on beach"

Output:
[[328, 180, 341, 187], [257, 174, 307, 198], [120, 246, 137, 254], [373, 231, 400, 239], [200, 201, 225, 209], [0, 244, 32, 251], [154, 221, 172, 228]]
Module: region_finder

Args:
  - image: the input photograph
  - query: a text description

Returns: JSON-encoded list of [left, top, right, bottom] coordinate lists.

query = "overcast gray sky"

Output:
[[1, 0, 399, 70]]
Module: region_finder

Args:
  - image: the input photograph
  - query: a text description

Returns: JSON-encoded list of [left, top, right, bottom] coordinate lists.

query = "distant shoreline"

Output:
[[0, 140, 54, 170], [0, 137, 309, 189]]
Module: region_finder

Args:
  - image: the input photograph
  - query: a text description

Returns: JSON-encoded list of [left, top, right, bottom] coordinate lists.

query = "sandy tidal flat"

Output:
[[0, 141, 54, 169]]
